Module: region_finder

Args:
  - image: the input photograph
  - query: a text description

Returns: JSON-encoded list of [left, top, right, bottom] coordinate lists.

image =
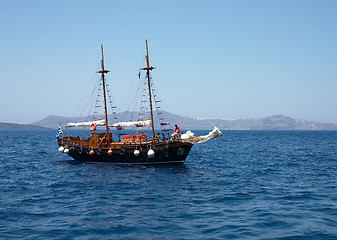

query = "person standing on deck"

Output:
[[156, 132, 161, 141], [171, 124, 180, 139]]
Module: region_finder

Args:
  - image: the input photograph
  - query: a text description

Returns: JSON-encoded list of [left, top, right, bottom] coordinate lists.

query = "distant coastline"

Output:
[[0, 122, 47, 130], [29, 112, 337, 131], [2, 112, 337, 130]]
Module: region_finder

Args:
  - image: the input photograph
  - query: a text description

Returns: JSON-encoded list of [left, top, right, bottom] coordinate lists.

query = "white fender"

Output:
[[147, 149, 155, 158], [58, 146, 64, 153], [134, 149, 140, 156]]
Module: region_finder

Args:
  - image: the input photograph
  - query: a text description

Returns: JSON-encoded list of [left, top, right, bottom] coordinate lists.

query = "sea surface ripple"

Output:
[[1, 130, 337, 239]]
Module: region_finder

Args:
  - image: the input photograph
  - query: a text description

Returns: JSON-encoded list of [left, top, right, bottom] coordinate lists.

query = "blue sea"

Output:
[[1, 130, 337, 239]]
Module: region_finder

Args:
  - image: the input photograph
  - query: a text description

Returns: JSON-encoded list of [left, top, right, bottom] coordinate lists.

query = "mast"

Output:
[[97, 45, 110, 140], [141, 40, 156, 141]]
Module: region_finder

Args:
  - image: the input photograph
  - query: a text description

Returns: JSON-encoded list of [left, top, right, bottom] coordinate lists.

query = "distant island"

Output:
[[30, 112, 337, 130], [198, 114, 337, 130], [2, 112, 337, 130], [0, 122, 47, 130]]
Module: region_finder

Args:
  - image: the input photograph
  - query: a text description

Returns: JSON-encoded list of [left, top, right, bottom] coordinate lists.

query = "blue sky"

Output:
[[1, 0, 337, 124]]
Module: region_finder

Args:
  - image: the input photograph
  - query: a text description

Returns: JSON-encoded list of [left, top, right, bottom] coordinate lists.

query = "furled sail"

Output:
[[109, 119, 151, 128], [180, 127, 223, 144], [66, 119, 106, 127]]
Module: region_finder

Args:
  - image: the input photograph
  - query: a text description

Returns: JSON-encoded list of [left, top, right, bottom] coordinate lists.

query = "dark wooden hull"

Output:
[[58, 139, 193, 165]]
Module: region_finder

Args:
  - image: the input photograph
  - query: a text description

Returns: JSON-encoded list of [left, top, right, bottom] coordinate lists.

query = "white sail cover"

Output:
[[180, 130, 195, 140], [109, 119, 151, 128], [181, 127, 223, 144], [66, 119, 106, 127]]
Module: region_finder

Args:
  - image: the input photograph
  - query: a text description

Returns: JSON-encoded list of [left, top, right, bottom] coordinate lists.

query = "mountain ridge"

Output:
[[0, 122, 47, 130], [31, 112, 337, 130]]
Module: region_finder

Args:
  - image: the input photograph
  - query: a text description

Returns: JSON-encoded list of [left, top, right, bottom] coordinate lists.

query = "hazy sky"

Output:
[[1, 0, 337, 124]]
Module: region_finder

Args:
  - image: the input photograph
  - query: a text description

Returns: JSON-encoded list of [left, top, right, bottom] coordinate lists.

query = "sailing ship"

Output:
[[57, 40, 222, 164]]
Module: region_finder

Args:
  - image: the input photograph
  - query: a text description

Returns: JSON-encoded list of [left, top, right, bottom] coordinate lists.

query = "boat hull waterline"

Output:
[[58, 139, 193, 165]]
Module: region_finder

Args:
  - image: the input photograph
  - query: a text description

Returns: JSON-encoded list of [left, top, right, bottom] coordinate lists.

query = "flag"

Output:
[[56, 127, 63, 138]]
